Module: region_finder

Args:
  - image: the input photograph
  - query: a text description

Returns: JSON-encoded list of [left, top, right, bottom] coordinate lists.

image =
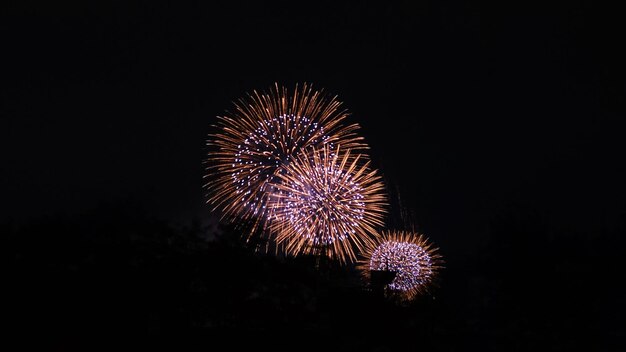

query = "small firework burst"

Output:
[[204, 83, 367, 235], [358, 230, 443, 301], [269, 145, 387, 264]]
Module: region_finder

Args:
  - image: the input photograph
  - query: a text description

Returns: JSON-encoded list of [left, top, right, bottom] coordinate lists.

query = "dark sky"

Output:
[[2, 0, 625, 257]]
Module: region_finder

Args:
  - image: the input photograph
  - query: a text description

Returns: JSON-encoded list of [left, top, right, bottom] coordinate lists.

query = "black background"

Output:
[[3, 1, 625, 350]]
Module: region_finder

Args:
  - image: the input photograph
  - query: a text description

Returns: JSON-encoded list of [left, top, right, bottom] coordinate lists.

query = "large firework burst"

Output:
[[268, 145, 387, 264], [357, 230, 443, 301], [204, 83, 367, 233]]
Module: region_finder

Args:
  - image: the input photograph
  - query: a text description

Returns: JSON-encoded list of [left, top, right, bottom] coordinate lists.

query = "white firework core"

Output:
[[283, 164, 365, 246], [231, 114, 330, 211], [370, 241, 435, 292]]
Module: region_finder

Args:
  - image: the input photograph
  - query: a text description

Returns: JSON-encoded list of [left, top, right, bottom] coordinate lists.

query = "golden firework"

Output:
[[204, 83, 367, 234], [269, 145, 387, 264], [357, 230, 443, 302]]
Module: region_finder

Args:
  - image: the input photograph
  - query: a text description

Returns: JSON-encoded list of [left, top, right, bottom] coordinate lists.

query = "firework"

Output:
[[357, 230, 443, 301], [268, 145, 387, 264], [204, 83, 367, 233]]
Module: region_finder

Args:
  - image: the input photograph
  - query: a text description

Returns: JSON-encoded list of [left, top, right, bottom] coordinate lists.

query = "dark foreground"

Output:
[[5, 202, 625, 351]]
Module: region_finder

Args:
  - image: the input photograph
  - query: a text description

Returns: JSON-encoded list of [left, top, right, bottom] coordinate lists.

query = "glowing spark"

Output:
[[357, 230, 443, 302], [204, 83, 367, 235], [269, 145, 387, 264]]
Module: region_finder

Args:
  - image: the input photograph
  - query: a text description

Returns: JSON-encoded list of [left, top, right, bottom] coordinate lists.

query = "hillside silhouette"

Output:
[[5, 200, 624, 351]]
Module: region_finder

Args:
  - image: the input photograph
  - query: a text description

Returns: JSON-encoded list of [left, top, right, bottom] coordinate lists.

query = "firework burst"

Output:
[[358, 230, 443, 301], [204, 83, 367, 234], [268, 145, 387, 264]]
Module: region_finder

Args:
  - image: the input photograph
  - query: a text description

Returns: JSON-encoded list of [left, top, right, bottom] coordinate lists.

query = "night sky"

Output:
[[3, 1, 625, 350]]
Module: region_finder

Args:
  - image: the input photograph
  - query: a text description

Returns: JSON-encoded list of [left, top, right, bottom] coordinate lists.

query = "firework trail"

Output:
[[268, 145, 387, 264], [204, 83, 367, 236], [358, 230, 443, 301]]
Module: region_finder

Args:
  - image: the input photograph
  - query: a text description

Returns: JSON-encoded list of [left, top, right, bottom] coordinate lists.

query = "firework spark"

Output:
[[358, 230, 443, 301], [269, 145, 387, 264], [204, 83, 367, 233]]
